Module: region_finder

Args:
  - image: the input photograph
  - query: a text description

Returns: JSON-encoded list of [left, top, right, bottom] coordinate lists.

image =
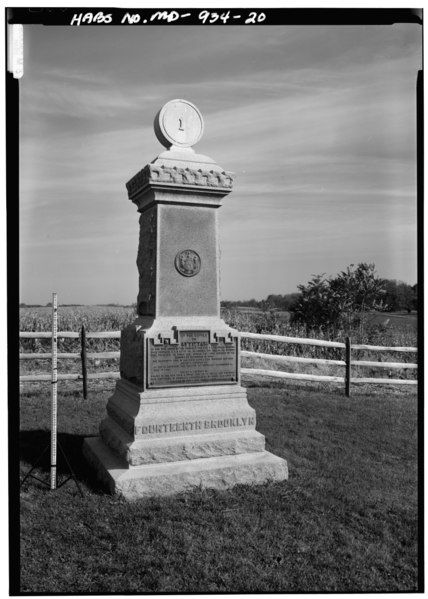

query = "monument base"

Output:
[[99, 416, 267, 465], [83, 436, 288, 500], [83, 379, 288, 500]]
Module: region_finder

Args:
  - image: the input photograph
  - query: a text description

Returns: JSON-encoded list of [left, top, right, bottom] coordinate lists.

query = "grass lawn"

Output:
[[16, 382, 420, 593]]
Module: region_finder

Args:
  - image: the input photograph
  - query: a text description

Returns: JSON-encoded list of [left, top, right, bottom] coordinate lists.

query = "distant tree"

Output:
[[395, 282, 415, 313], [292, 263, 386, 334], [258, 298, 273, 312], [286, 293, 302, 312], [266, 294, 282, 309], [266, 293, 301, 311], [292, 274, 338, 331], [383, 280, 416, 312], [412, 284, 418, 311]]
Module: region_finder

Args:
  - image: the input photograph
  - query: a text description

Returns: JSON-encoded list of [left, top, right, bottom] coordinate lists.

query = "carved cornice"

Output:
[[126, 164, 234, 199]]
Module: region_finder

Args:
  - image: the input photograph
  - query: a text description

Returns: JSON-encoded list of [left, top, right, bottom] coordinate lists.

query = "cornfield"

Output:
[[19, 306, 418, 387]]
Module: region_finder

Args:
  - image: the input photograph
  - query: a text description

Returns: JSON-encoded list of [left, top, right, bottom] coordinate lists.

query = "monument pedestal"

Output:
[[84, 439, 287, 501], [83, 100, 288, 499], [83, 379, 287, 500]]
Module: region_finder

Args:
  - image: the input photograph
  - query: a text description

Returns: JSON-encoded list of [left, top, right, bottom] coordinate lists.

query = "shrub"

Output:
[[292, 263, 387, 335]]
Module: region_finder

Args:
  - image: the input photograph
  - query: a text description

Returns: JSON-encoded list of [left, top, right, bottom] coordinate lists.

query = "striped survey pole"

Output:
[[50, 292, 58, 489], [21, 292, 83, 497]]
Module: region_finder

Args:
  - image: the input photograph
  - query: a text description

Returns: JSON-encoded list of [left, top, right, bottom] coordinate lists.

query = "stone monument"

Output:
[[83, 99, 288, 499]]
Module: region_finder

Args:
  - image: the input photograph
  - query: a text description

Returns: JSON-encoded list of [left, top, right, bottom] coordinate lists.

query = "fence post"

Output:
[[80, 325, 88, 399], [345, 336, 351, 397]]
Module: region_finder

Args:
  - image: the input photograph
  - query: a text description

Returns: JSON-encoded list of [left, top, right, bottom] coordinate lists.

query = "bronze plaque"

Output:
[[147, 330, 238, 388], [175, 249, 201, 277]]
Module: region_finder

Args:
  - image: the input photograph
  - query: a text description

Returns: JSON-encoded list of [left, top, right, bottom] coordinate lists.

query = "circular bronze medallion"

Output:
[[175, 249, 201, 277]]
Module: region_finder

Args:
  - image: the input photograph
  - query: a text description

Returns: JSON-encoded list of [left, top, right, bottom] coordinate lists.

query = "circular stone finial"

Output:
[[154, 99, 204, 149]]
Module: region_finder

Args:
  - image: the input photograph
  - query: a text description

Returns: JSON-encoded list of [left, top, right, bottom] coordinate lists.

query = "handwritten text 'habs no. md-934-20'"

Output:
[[69, 10, 266, 26]]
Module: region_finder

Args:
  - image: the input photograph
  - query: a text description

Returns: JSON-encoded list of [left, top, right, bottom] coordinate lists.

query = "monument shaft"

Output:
[[137, 203, 220, 318]]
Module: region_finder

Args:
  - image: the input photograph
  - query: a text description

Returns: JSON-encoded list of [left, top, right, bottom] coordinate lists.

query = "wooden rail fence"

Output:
[[19, 328, 121, 392], [19, 326, 417, 398], [239, 332, 417, 395]]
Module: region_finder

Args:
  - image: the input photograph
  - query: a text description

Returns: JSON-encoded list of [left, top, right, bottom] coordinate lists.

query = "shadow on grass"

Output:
[[20, 429, 104, 494]]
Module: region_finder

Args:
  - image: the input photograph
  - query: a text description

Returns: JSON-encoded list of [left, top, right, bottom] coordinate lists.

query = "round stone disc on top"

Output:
[[154, 99, 204, 149]]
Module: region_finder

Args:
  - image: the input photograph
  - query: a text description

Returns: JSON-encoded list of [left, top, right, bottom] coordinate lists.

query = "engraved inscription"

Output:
[[147, 334, 237, 387], [135, 416, 255, 436], [180, 331, 209, 343]]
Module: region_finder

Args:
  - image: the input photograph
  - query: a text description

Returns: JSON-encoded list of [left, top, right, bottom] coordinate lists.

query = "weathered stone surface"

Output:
[[154, 99, 204, 148], [115, 378, 246, 405], [126, 146, 234, 205], [136, 205, 157, 316], [100, 416, 266, 465], [104, 380, 255, 440], [126, 163, 233, 200], [83, 437, 288, 500], [119, 326, 145, 385], [158, 204, 220, 317]]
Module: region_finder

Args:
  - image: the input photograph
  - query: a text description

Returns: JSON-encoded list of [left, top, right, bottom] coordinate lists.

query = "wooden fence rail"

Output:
[[19, 328, 417, 398], [20, 372, 121, 382], [239, 332, 417, 394], [241, 331, 345, 349], [19, 331, 121, 339]]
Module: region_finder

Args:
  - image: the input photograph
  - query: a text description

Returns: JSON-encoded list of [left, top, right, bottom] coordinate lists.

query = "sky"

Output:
[[18, 17, 422, 304]]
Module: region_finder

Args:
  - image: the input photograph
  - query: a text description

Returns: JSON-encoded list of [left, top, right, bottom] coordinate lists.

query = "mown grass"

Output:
[[18, 383, 419, 593]]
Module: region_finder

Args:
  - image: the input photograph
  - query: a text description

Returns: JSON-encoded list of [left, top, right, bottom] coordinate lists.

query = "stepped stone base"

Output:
[[83, 378, 288, 500], [83, 436, 288, 500], [99, 416, 266, 465]]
